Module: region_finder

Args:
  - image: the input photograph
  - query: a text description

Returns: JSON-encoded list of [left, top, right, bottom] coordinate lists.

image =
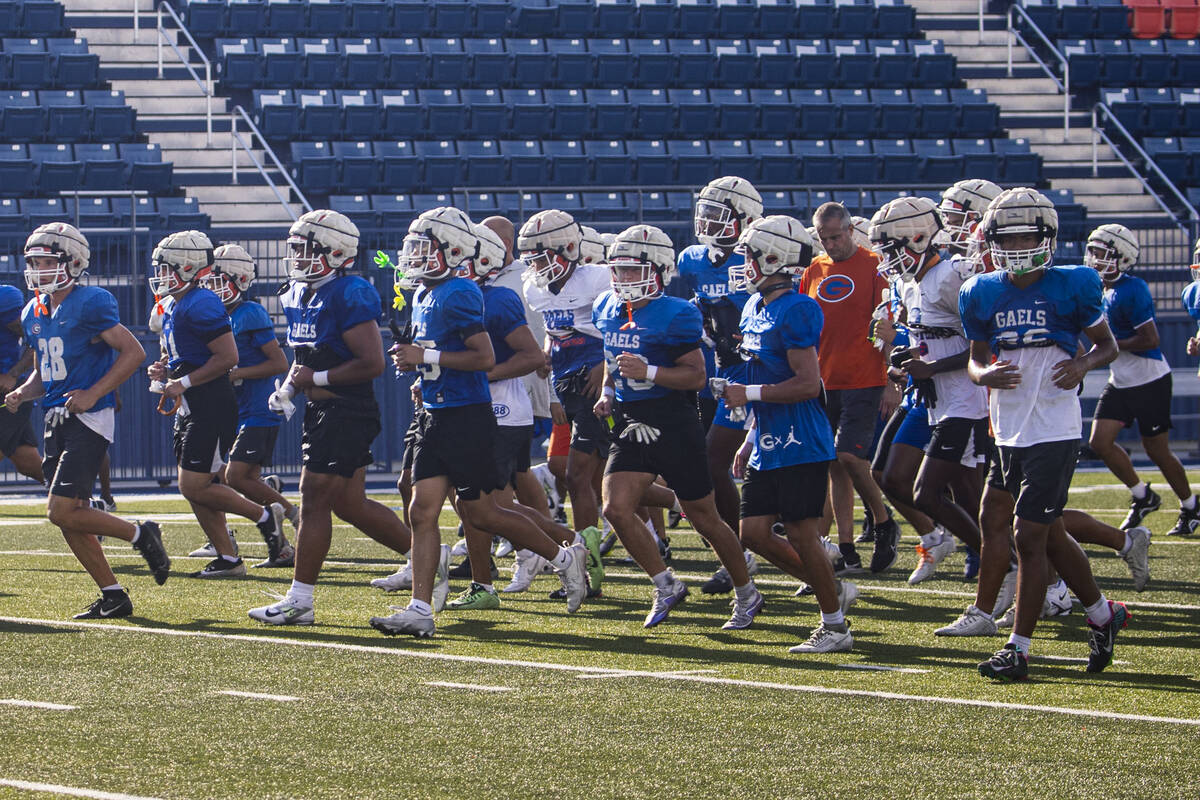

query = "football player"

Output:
[[1084, 224, 1197, 536], [201, 244, 300, 553], [7, 222, 167, 618], [249, 210, 413, 625], [960, 188, 1128, 679], [592, 224, 761, 629], [0, 272, 44, 485], [371, 207, 587, 638], [937, 178, 1003, 259], [147, 231, 290, 579]]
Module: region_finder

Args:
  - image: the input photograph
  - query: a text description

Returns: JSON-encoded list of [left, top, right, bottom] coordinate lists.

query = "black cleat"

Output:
[[700, 566, 734, 594], [74, 590, 133, 619], [448, 556, 499, 580], [1120, 487, 1161, 530], [1086, 601, 1130, 673], [869, 515, 900, 573], [667, 508, 683, 529], [1166, 504, 1200, 536], [856, 504, 876, 543], [978, 643, 1029, 681], [132, 520, 170, 585]]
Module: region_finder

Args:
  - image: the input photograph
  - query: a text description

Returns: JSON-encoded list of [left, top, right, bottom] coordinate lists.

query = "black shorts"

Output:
[[302, 396, 381, 477], [173, 377, 237, 474], [698, 394, 717, 433], [926, 416, 991, 467], [400, 408, 425, 473], [605, 396, 712, 502], [870, 405, 907, 473], [0, 400, 37, 457], [559, 387, 611, 458], [741, 461, 831, 522], [824, 386, 883, 458], [494, 424, 533, 489], [1093, 372, 1173, 437], [993, 439, 1079, 524], [228, 424, 280, 467], [411, 402, 501, 501], [43, 414, 109, 500]]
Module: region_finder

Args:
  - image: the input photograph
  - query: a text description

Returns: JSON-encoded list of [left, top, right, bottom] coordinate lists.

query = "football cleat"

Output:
[[1121, 486, 1161, 530], [837, 580, 860, 616], [1121, 526, 1151, 592], [503, 549, 548, 593], [557, 543, 589, 613], [789, 623, 853, 653], [578, 526, 604, 595], [190, 557, 247, 579], [74, 591, 132, 620], [1042, 579, 1073, 617], [432, 543, 452, 613], [370, 605, 435, 638], [248, 592, 314, 626], [1086, 601, 1130, 673], [643, 578, 688, 628], [722, 589, 764, 630], [132, 520, 170, 585], [1166, 504, 1200, 536], [371, 561, 413, 592], [908, 533, 956, 585], [935, 606, 998, 637], [978, 643, 1028, 681], [447, 582, 500, 611], [189, 527, 238, 558]]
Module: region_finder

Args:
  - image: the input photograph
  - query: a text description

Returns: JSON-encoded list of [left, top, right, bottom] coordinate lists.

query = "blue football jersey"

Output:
[[1182, 280, 1200, 323], [738, 291, 835, 470], [676, 244, 751, 383], [593, 291, 703, 403], [959, 265, 1104, 356], [0, 284, 25, 374], [1103, 273, 1163, 361], [481, 283, 527, 367], [21, 285, 120, 411], [161, 286, 231, 371], [282, 274, 383, 399], [411, 277, 491, 409], [230, 300, 279, 428]]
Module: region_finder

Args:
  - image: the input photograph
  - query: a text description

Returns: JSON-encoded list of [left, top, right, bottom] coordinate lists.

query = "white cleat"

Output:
[[369, 605, 435, 638], [935, 606, 998, 637], [188, 527, 238, 558], [450, 538, 469, 558], [370, 561, 413, 592], [722, 588, 764, 630], [494, 538, 514, 558], [994, 564, 1018, 618], [995, 603, 1016, 629], [908, 533, 956, 585], [285, 504, 301, 530], [1122, 525, 1151, 592], [248, 592, 314, 626], [557, 543, 589, 613], [1041, 579, 1072, 617], [503, 549, 548, 593], [745, 550, 759, 576], [433, 544, 452, 613], [789, 623, 853, 653], [837, 580, 859, 615]]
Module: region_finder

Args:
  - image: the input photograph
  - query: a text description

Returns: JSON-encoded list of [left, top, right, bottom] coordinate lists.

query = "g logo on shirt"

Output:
[[816, 275, 855, 303], [494, 403, 510, 418]]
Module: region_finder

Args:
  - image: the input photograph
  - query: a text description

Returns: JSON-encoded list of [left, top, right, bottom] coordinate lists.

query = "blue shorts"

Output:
[[893, 401, 932, 450], [712, 361, 752, 431]]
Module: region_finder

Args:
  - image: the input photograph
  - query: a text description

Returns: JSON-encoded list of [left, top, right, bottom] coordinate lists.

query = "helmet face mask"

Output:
[[199, 270, 238, 305], [939, 179, 1003, 252], [990, 230, 1052, 275], [286, 209, 359, 283], [732, 215, 815, 294], [1084, 223, 1139, 283], [1191, 237, 1200, 283], [150, 230, 214, 297], [873, 241, 922, 282], [401, 233, 452, 283], [518, 209, 581, 288], [210, 243, 255, 306], [23, 222, 90, 294], [694, 176, 763, 250], [608, 258, 662, 302], [24, 254, 70, 294], [607, 224, 675, 302], [868, 197, 941, 282], [694, 199, 739, 247], [1085, 242, 1121, 282], [982, 188, 1058, 276], [286, 237, 334, 283]]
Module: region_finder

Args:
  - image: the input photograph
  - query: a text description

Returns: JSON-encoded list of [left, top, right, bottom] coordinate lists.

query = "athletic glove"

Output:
[[268, 378, 297, 420], [621, 421, 662, 445]]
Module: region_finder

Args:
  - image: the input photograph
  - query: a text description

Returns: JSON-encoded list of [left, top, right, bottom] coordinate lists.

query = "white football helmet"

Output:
[[150, 230, 214, 297], [732, 215, 816, 294], [1191, 236, 1200, 283], [23, 222, 90, 294], [204, 243, 256, 306], [850, 215, 872, 249], [402, 206, 477, 285], [694, 176, 763, 250], [1084, 223, 1139, 282], [607, 224, 675, 303], [939, 178, 1003, 251], [518, 209, 581, 288], [286, 209, 360, 283], [982, 187, 1058, 275], [868, 197, 942, 282], [579, 225, 606, 265], [807, 226, 826, 257], [455, 222, 506, 284]]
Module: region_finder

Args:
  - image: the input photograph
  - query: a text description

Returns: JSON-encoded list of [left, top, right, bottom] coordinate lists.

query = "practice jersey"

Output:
[[898, 254, 987, 423], [0, 284, 25, 374], [492, 260, 551, 419], [523, 264, 608, 382], [1182, 280, 1200, 324], [411, 276, 490, 410], [593, 291, 703, 403], [1103, 272, 1169, 389], [739, 290, 836, 470], [281, 273, 382, 402], [676, 245, 751, 377], [22, 285, 119, 414], [161, 286, 231, 372], [482, 282, 533, 427], [960, 265, 1104, 447], [230, 300, 280, 428], [798, 247, 887, 389]]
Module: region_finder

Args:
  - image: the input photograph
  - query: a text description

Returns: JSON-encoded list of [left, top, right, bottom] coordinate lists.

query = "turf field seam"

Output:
[[3, 615, 1197, 728]]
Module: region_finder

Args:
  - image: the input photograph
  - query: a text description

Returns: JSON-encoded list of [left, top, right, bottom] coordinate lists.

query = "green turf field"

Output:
[[1, 469, 1198, 800]]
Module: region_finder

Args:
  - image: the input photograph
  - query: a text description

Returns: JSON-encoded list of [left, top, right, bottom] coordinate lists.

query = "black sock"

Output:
[[839, 542, 860, 563]]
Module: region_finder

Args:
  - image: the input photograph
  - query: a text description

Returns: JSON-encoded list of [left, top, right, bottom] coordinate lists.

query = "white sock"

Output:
[[968, 603, 992, 620], [130, 525, 141, 545], [651, 570, 673, 591], [101, 583, 122, 593], [1119, 531, 1133, 556], [287, 579, 315, 606], [257, 507, 271, 524], [477, 583, 495, 594], [1085, 596, 1113, 626], [1007, 633, 1031, 654], [1130, 482, 1148, 500], [643, 517, 661, 543], [734, 582, 756, 602], [1183, 495, 1198, 511], [820, 609, 845, 628], [407, 598, 433, 616], [221, 554, 240, 564], [551, 547, 572, 570], [920, 529, 943, 548]]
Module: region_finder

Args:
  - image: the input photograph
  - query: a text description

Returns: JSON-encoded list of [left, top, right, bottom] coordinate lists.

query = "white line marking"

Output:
[[1034, 655, 1130, 665], [1, 616, 1195, 727], [216, 690, 299, 702], [577, 668, 718, 680], [425, 681, 513, 692], [0, 699, 76, 710], [0, 778, 164, 800], [838, 664, 930, 674]]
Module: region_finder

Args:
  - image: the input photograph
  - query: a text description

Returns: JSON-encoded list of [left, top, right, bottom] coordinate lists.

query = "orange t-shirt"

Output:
[[797, 246, 888, 390]]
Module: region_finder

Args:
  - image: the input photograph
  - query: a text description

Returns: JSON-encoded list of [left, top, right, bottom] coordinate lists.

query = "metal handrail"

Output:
[[156, 2, 212, 146], [231, 105, 313, 221], [1092, 103, 1199, 229], [1007, 2, 1071, 135]]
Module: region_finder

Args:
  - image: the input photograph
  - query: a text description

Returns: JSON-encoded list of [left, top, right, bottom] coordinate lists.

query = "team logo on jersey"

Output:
[[759, 433, 778, 451], [816, 275, 855, 303], [30, 323, 41, 335], [493, 403, 510, 418]]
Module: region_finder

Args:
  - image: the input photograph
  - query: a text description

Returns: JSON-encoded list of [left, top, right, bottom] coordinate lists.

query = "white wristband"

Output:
[[602, 385, 615, 399], [179, 374, 192, 389], [313, 370, 331, 387], [423, 348, 441, 365], [644, 364, 658, 382], [745, 384, 763, 402]]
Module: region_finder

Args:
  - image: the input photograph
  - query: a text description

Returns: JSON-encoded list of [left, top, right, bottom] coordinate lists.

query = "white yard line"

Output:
[[577, 668, 718, 680], [0, 699, 76, 710], [0, 778, 164, 800], [425, 681, 514, 692], [838, 664, 930, 674], [215, 690, 299, 702], [1, 615, 1196, 727]]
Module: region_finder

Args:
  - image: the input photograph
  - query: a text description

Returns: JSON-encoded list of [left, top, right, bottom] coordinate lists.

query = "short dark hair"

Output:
[[813, 202, 852, 229]]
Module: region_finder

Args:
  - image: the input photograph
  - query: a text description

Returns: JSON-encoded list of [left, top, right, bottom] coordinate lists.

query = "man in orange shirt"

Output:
[[799, 202, 902, 573]]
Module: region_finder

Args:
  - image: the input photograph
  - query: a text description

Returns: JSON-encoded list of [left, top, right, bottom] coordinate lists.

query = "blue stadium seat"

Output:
[[750, 139, 796, 183], [227, 0, 267, 36], [1059, 1, 1097, 38], [378, 140, 418, 188], [665, 189, 695, 221], [423, 88, 466, 136], [758, 0, 797, 33], [1180, 89, 1200, 133], [66, 196, 114, 228], [1182, 137, 1200, 184], [760, 189, 792, 213], [462, 88, 504, 137], [1167, 38, 1200, 84], [426, 37, 469, 86], [1095, 0, 1130, 37], [793, 89, 836, 138], [713, 38, 754, 85], [629, 37, 672, 86], [795, 0, 835, 38], [590, 38, 634, 86], [0, 198, 24, 233], [291, 141, 337, 190], [832, 138, 878, 184], [380, 38, 426, 85], [506, 88, 551, 137], [558, 0, 597, 36], [872, 138, 917, 184], [911, 39, 956, 85], [22, 1, 66, 36], [298, 89, 339, 139], [40, 89, 86, 141], [876, 0, 915, 37], [265, 0, 308, 36], [793, 139, 838, 184], [111, 195, 156, 229], [832, 190, 868, 215], [158, 196, 208, 230], [546, 88, 588, 137], [341, 37, 384, 86], [832, 38, 873, 87], [670, 88, 712, 137], [911, 87, 955, 137], [216, 38, 260, 89], [501, 139, 545, 185], [0, 90, 42, 143], [333, 140, 376, 192], [588, 88, 632, 137], [541, 190, 585, 213], [1141, 87, 1179, 134], [1097, 39, 1136, 86], [350, 0, 390, 35], [710, 139, 755, 181], [913, 138, 963, 184], [85, 90, 135, 141], [47, 38, 99, 89], [636, 0, 676, 34], [595, 0, 637, 37], [1020, 0, 1059, 37], [431, 0, 472, 36], [29, 142, 77, 193], [546, 140, 588, 185], [995, 138, 1042, 184], [373, 193, 414, 227], [583, 190, 628, 223], [1100, 87, 1141, 134], [122, 143, 174, 193], [462, 139, 505, 185], [340, 89, 380, 141], [676, 0, 718, 36], [379, 89, 421, 137], [585, 139, 626, 184], [391, 0, 432, 34], [1060, 39, 1101, 87], [1143, 137, 1188, 185], [831, 88, 876, 136], [873, 88, 917, 138], [870, 39, 914, 88], [836, 0, 876, 37], [464, 37, 507, 85], [510, 0, 557, 37], [507, 37, 550, 86], [259, 37, 299, 87], [415, 139, 460, 188], [629, 88, 673, 138], [711, 87, 754, 138], [330, 194, 376, 228], [751, 88, 794, 135], [461, 190, 501, 217], [668, 38, 712, 87], [184, 1, 226, 39], [716, 0, 757, 37], [299, 38, 340, 87], [667, 139, 711, 186], [751, 38, 793, 87], [5, 37, 50, 88], [631, 139, 671, 184], [953, 88, 998, 137], [22, 196, 67, 227], [1130, 38, 1171, 87], [951, 138, 1000, 182], [0, 143, 33, 197], [546, 38, 591, 87], [75, 142, 126, 189], [308, 0, 346, 35], [637, 189, 672, 222]]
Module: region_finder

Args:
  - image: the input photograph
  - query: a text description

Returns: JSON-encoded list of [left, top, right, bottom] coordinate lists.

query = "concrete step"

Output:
[[959, 64, 1046, 79], [970, 76, 1063, 95], [109, 79, 207, 99], [187, 184, 291, 205], [68, 26, 158, 45], [1036, 143, 1119, 162], [934, 28, 1013, 47], [1053, 176, 1149, 196], [907, 0, 983, 13], [167, 148, 261, 170], [1007, 127, 1101, 145], [919, 15, 1007, 31], [949, 45, 1031, 64], [987, 92, 1071, 112], [88, 42, 178, 62]]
